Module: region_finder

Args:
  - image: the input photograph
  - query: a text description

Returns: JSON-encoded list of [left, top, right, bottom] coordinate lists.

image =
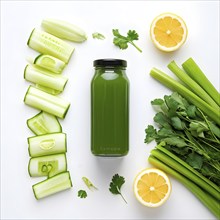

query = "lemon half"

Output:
[[134, 168, 172, 207], [150, 13, 188, 52]]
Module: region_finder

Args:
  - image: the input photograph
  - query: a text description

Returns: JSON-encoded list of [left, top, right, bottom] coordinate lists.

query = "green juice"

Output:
[[91, 59, 129, 156]]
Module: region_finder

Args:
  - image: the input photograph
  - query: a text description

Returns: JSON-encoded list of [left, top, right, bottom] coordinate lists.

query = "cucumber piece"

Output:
[[42, 18, 87, 42], [27, 111, 62, 135], [32, 171, 72, 199], [24, 65, 68, 92], [24, 85, 70, 119], [28, 153, 67, 177], [27, 28, 74, 63], [28, 132, 66, 157], [34, 54, 66, 74], [35, 84, 61, 95]]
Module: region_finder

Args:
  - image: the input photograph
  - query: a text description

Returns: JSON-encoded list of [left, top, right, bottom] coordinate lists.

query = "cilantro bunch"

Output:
[[145, 92, 220, 186]]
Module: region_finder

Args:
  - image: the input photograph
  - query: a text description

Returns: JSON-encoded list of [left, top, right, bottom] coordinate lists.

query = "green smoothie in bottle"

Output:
[[91, 59, 129, 156]]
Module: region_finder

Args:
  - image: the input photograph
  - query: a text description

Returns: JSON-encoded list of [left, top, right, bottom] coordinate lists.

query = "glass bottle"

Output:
[[91, 59, 129, 156]]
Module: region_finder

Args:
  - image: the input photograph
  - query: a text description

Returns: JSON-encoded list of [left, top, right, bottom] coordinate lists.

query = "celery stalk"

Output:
[[156, 144, 220, 194], [151, 148, 220, 200], [148, 155, 220, 218], [182, 58, 220, 107], [168, 61, 219, 110], [150, 68, 220, 125]]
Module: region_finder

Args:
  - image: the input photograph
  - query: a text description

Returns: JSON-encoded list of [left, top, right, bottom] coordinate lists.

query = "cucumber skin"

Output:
[[23, 65, 28, 79], [26, 111, 62, 135], [28, 153, 67, 177], [32, 171, 72, 200], [28, 132, 67, 157], [27, 28, 35, 45]]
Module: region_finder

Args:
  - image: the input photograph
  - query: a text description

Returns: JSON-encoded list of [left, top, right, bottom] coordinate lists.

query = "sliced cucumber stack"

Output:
[[33, 54, 66, 74], [28, 153, 67, 177], [24, 18, 83, 199], [27, 28, 74, 63], [33, 171, 72, 200], [27, 111, 62, 135], [28, 133, 66, 157]]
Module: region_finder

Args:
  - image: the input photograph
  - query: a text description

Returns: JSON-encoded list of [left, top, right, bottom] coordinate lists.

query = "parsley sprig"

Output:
[[109, 174, 127, 203], [112, 29, 142, 53]]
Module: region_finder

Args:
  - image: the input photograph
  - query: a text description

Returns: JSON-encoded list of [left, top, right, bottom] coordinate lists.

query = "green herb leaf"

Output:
[[186, 105, 197, 118], [186, 152, 203, 169], [151, 98, 164, 106], [109, 174, 127, 203], [157, 128, 176, 138], [78, 190, 87, 198], [171, 116, 185, 130], [151, 98, 168, 113], [145, 125, 157, 143], [127, 30, 139, 41], [112, 29, 142, 52], [209, 122, 220, 138], [82, 177, 98, 191], [163, 137, 187, 148], [189, 122, 209, 138], [92, 32, 105, 40], [154, 112, 171, 129]]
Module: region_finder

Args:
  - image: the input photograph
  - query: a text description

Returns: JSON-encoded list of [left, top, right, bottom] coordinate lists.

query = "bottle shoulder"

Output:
[[92, 72, 129, 83]]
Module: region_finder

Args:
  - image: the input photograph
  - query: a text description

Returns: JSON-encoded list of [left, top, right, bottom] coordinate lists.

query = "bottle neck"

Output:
[[94, 67, 126, 75]]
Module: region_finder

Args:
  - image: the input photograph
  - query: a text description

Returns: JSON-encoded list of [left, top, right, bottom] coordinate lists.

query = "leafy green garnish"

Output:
[[78, 190, 87, 198], [112, 29, 142, 53], [109, 174, 127, 203], [92, 32, 105, 40], [82, 177, 98, 191]]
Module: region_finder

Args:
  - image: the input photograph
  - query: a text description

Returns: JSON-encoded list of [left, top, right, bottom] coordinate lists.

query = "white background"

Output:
[[1, 1, 219, 219]]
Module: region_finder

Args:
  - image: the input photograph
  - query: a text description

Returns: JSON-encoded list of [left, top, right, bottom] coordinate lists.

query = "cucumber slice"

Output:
[[27, 111, 62, 135], [42, 18, 87, 42], [35, 84, 61, 95], [24, 65, 68, 92], [24, 85, 70, 119], [34, 54, 66, 74], [27, 28, 74, 63], [28, 153, 67, 177], [28, 132, 66, 157], [32, 171, 72, 200]]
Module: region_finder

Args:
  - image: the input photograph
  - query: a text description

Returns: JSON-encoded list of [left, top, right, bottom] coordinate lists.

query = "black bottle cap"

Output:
[[93, 59, 127, 67]]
